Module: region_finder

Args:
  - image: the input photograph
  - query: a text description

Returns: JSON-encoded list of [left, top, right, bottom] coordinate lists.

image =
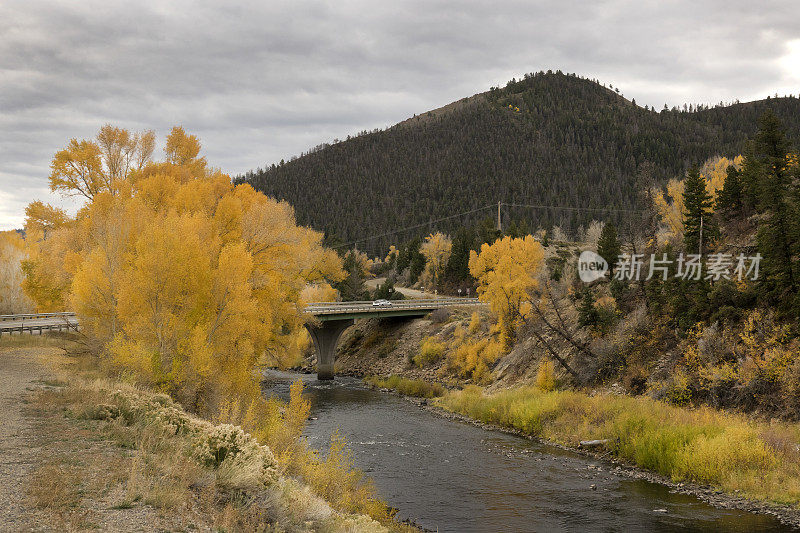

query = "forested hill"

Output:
[[239, 71, 800, 253]]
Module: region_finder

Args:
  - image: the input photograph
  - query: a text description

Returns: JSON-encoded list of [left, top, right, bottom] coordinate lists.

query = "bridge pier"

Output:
[[305, 318, 354, 380]]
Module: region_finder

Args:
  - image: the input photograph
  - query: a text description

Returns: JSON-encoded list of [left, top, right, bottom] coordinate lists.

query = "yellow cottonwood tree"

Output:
[[24, 125, 345, 412], [49, 124, 155, 199], [300, 283, 339, 304], [468, 235, 544, 347], [421, 232, 452, 287]]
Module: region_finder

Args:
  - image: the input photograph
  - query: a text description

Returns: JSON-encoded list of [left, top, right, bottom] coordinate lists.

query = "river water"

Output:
[[262, 371, 791, 532]]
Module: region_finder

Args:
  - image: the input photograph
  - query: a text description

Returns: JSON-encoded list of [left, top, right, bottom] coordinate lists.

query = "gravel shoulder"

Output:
[[0, 344, 190, 532], [0, 345, 58, 531]]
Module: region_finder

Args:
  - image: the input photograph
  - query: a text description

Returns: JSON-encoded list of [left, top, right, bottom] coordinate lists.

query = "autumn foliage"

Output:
[[23, 125, 344, 412], [468, 235, 545, 347], [650, 155, 743, 242], [0, 231, 34, 313]]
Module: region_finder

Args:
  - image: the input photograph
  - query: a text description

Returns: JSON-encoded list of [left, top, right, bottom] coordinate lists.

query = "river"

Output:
[[262, 371, 792, 532]]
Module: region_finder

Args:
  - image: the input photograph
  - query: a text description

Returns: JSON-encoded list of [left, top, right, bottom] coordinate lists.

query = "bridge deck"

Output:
[[303, 298, 484, 321]]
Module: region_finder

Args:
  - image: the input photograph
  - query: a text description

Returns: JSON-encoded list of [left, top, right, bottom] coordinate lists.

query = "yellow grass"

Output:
[[438, 385, 800, 506], [365, 375, 446, 398]]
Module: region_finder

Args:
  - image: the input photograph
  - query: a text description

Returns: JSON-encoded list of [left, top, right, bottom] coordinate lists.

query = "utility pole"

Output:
[[497, 201, 502, 233]]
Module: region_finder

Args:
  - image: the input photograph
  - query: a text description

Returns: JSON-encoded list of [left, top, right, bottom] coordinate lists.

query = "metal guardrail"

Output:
[[304, 297, 476, 306], [0, 312, 79, 337], [0, 322, 80, 336], [303, 298, 484, 315], [0, 311, 76, 322]]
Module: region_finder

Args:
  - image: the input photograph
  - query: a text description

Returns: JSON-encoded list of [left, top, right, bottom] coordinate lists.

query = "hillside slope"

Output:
[[240, 72, 800, 252]]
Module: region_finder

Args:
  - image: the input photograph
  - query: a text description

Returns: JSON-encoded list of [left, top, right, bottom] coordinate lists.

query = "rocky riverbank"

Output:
[[362, 382, 800, 530]]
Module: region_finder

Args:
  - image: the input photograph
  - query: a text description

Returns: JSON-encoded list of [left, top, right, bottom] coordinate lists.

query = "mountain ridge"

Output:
[[239, 72, 800, 254]]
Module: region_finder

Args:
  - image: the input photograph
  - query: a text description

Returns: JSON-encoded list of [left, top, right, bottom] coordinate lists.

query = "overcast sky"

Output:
[[2, 0, 799, 230]]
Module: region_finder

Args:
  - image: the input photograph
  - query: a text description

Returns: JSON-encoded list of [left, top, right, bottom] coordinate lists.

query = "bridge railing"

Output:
[[0, 312, 77, 322], [303, 298, 484, 315], [0, 311, 77, 321], [303, 298, 479, 306], [0, 313, 79, 337]]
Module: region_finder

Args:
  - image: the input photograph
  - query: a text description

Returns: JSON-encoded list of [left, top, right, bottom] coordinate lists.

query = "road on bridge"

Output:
[[303, 297, 484, 318]]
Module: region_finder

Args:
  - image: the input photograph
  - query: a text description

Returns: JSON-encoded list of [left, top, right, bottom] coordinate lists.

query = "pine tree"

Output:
[[443, 226, 476, 288], [477, 218, 501, 246], [596, 222, 621, 266], [409, 247, 426, 284], [541, 231, 550, 248], [683, 166, 715, 254], [373, 278, 404, 300], [336, 251, 369, 301], [741, 110, 793, 213], [506, 219, 530, 239], [749, 111, 799, 314], [715, 165, 743, 217], [398, 238, 426, 285], [396, 238, 419, 274], [577, 288, 598, 329]]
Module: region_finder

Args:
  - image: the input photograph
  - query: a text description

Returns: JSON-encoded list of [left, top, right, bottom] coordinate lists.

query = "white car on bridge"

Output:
[[372, 299, 393, 308]]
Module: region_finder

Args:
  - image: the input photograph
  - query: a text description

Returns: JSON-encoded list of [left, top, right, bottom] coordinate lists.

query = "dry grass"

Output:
[[365, 375, 446, 398], [29, 461, 82, 511], [13, 338, 414, 531], [25, 370, 394, 532], [0, 332, 73, 349]]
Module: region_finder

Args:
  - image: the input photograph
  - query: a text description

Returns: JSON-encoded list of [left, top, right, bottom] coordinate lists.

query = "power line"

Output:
[[503, 202, 646, 214], [332, 203, 497, 249], [335, 201, 648, 250]]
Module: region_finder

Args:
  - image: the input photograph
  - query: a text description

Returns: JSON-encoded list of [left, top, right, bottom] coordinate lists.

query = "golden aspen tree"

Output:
[[651, 178, 686, 239], [702, 155, 744, 198], [20, 201, 76, 311], [468, 235, 545, 347], [421, 232, 452, 287], [385, 245, 398, 263]]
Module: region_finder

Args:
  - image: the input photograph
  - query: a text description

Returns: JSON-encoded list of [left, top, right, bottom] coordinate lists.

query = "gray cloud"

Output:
[[1, 0, 799, 229]]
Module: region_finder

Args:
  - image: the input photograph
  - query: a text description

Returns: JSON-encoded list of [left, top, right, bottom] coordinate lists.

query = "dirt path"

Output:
[[365, 278, 438, 299], [0, 346, 55, 531]]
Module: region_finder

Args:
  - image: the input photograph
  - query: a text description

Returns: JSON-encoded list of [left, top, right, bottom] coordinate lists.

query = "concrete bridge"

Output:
[[1, 299, 487, 380], [303, 298, 485, 379]]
